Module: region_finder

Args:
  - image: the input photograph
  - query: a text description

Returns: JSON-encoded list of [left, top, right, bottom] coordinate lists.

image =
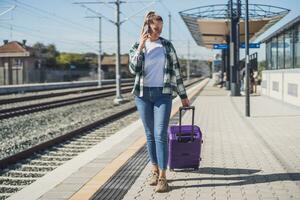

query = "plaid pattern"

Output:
[[129, 37, 187, 99]]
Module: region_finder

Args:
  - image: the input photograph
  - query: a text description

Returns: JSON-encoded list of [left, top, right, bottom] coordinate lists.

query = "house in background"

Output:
[[101, 54, 132, 79], [0, 40, 42, 85], [0, 41, 133, 85]]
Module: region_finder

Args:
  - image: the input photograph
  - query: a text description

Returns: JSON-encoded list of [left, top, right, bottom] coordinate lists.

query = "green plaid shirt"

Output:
[[129, 37, 187, 99]]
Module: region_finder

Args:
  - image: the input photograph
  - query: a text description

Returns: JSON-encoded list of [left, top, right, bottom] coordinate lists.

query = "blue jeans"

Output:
[[134, 87, 172, 170]]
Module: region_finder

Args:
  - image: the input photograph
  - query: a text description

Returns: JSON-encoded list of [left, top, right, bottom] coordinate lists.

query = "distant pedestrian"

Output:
[[128, 11, 189, 193], [241, 70, 245, 92]]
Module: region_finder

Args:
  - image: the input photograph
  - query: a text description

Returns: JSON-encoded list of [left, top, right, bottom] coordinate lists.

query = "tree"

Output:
[[31, 42, 100, 69], [32, 42, 60, 68], [46, 44, 59, 57], [45, 44, 59, 68], [84, 52, 98, 66], [56, 53, 90, 69]]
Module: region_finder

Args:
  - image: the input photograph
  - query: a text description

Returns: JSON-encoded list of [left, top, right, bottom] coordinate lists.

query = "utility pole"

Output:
[[245, 0, 250, 116], [84, 16, 102, 87], [98, 17, 102, 87], [168, 13, 171, 42], [114, 0, 123, 105], [74, 0, 156, 105], [187, 40, 190, 80], [0, 6, 17, 41]]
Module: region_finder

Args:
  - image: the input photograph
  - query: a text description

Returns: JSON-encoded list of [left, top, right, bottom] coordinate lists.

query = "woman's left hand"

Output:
[[181, 98, 190, 107]]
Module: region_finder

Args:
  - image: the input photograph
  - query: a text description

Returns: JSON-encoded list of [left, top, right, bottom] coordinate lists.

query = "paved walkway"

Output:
[[123, 81, 300, 200]]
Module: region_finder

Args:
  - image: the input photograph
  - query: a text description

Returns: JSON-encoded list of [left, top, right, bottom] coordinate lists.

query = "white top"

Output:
[[144, 39, 165, 87]]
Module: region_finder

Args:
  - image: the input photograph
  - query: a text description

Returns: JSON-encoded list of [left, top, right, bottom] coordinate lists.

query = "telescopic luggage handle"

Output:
[[178, 106, 195, 142]]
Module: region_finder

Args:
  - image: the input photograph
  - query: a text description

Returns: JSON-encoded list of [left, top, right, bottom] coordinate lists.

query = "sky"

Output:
[[0, 0, 299, 61]]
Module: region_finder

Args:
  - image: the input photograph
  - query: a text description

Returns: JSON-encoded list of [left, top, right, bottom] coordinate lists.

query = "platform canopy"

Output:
[[179, 4, 290, 49]]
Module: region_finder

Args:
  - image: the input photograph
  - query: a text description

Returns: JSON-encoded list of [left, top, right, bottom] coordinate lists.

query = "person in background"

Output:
[[128, 11, 189, 193]]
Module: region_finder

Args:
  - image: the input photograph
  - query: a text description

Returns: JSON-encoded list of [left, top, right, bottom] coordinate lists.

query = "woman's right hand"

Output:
[[181, 98, 190, 107], [137, 32, 149, 52]]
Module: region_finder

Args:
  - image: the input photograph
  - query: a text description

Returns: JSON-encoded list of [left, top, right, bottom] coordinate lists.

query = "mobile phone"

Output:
[[143, 24, 151, 35]]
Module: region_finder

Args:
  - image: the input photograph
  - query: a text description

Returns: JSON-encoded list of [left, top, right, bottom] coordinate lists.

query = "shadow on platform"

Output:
[[169, 167, 300, 189]]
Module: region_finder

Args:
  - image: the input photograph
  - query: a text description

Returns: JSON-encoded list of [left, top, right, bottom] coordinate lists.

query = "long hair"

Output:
[[141, 11, 163, 35]]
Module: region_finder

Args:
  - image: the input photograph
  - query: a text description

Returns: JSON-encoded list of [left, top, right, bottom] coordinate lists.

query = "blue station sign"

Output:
[[240, 43, 260, 48], [213, 43, 261, 49], [213, 44, 228, 49]]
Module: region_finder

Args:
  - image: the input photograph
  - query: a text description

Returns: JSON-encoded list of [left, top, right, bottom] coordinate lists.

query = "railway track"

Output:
[[0, 106, 139, 200], [0, 87, 133, 120], [0, 78, 200, 120], [0, 82, 134, 105], [0, 78, 204, 200]]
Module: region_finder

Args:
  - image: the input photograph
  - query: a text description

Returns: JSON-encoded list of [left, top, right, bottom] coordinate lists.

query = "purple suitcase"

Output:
[[168, 106, 202, 170]]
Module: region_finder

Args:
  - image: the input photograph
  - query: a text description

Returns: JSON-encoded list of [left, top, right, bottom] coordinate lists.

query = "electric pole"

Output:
[[168, 13, 171, 42], [114, 0, 123, 105], [74, 0, 157, 105], [84, 15, 102, 87], [98, 17, 102, 87]]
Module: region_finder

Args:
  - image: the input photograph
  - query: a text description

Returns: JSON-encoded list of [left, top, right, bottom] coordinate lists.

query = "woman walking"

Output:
[[129, 11, 189, 193]]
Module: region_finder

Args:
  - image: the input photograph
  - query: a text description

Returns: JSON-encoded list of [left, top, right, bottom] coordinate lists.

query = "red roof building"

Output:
[[0, 40, 40, 85]]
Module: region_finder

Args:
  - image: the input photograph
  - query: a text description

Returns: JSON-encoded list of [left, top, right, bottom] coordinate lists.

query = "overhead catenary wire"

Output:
[[0, 5, 16, 17], [8, 0, 98, 32], [0, 24, 100, 52], [158, 0, 186, 39], [0, 0, 128, 52], [157, 0, 214, 59], [77, 2, 155, 38], [0, 22, 124, 53], [1, 0, 153, 51], [1, 0, 211, 59], [1, 0, 113, 37], [6, 8, 101, 37]]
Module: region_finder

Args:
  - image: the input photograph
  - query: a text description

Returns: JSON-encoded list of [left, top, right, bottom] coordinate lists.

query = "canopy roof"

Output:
[[179, 4, 290, 49]]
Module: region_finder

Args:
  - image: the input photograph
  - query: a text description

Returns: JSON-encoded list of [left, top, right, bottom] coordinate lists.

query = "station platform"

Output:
[[8, 79, 300, 200]]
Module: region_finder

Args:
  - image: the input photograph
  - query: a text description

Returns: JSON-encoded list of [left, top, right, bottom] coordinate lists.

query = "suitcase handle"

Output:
[[178, 106, 195, 142]]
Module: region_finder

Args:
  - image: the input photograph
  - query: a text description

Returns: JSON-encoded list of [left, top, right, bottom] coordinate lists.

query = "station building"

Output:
[[261, 16, 300, 107]]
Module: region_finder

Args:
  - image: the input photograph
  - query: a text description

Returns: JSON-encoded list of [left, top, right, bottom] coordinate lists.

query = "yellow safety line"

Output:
[[69, 78, 209, 200]]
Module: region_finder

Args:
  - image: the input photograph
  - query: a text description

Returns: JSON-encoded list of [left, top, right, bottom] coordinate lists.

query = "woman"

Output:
[[128, 11, 189, 193]]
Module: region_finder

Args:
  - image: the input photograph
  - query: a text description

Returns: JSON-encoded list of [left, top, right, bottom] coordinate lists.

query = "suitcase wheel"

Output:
[[169, 168, 174, 172]]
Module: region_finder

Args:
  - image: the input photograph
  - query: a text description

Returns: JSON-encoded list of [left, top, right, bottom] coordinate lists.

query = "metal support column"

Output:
[[235, 0, 241, 94], [225, 35, 231, 90], [245, 0, 250, 116], [229, 0, 240, 96]]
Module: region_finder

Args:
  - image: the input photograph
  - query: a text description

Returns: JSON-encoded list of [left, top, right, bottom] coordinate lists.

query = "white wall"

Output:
[[262, 69, 300, 107]]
